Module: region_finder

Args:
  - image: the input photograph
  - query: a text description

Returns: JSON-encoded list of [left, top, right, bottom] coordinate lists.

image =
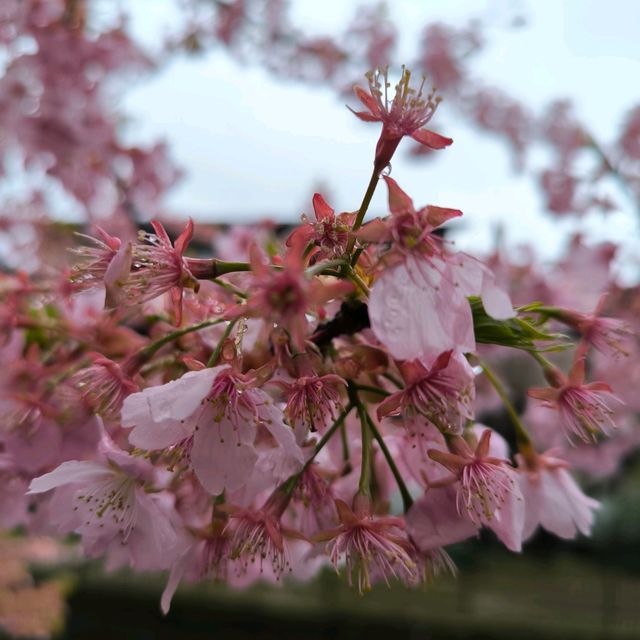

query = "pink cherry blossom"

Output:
[[286, 193, 355, 261], [72, 355, 139, 419], [125, 219, 199, 325], [70, 227, 127, 293], [290, 466, 338, 537], [427, 429, 524, 550], [278, 373, 345, 441], [377, 350, 475, 437], [528, 357, 618, 444], [517, 450, 600, 540], [316, 495, 419, 593], [122, 366, 304, 495], [226, 241, 352, 351], [552, 294, 632, 359], [0, 2, 634, 606], [350, 66, 452, 171], [226, 489, 306, 578], [28, 431, 178, 571], [365, 177, 513, 365]]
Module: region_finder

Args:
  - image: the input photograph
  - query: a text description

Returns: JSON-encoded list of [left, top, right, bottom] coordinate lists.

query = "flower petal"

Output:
[[369, 254, 475, 366], [384, 176, 415, 215], [122, 367, 223, 427], [312, 193, 335, 222], [191, 420, 258, 495], [353, 86, 381, 117], [410, 128, 453, 149], [28, 460, 112, 494]]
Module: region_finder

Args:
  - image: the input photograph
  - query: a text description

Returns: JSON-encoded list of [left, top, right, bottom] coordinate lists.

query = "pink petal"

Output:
[[104, 241, 132, 309], [410, 128, 453, 149], [28, 460, 111, 494], [128, 418, 193, 450], [407, 486, 480, 550], [150, 220, 172, 246], [383, 176, 415, 215], [539, 468, 599, 538], [286, 225, 316, 248], [174, 218, 194, 256], [125, 488, 179, 571], [257, 395, 304, 467], [518, 473, 544, 541], [122, 367, 223, 426], [191, 420, 258, 495], [161, 543, 196, 615], [376, 392, 402, 420], [487, 485, 525, 552], [424, 205, 463, 229], [369, 254, 475, 366], [347, 108, 382, 122], [95, 226, 121, 250], [527, 387, 558, 402], [584, 381, 614, 393], [355, 218, 389, 243], [568, 357, 586, 385], [453, 253, 514, 319], [312, 193, 334, 222], [353, 86, 381, 117], [479, 281, 514, 320]]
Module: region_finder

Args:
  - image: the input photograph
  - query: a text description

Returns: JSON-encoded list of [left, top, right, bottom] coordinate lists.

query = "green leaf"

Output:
[[470, 297, 570, 352]]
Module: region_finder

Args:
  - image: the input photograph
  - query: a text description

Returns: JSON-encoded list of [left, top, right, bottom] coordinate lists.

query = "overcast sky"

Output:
[[105, 1, 640, 276]]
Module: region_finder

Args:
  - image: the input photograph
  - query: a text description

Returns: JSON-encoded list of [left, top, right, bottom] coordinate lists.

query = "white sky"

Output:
[[74, 1, 640, 275]]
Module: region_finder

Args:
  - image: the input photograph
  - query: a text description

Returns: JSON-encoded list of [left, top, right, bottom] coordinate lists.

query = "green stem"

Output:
[[357, 403, 372, 497], [346, 167, 380, 261], [529, 350, 554, 370], [141, 319, 225, 359], [364, 411, 413, 512], [355, 384, 390, 397], [302, 404, 354, 473], [382, 372, 404, 389], [305, 258, 347, 277], [279, 404, 355, 496], [212, 278, 248, 299], [351, 247, 364, 266], [348, 382, 372, 497], [345, 265, 370, 296], [479, 359, 531, 447], [339, 418, 351, 473], [206, 318, 239, 367], [214, 260, 251, 276]]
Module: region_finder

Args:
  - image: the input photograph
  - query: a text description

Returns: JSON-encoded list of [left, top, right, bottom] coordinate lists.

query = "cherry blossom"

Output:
[[316, 495, 419, 593], [377, 350, 475, 438], [28, 430, 179, 571], [517, 450, 600, 540], [122, 366, 304, 495], [286, 193, 355, 261], [365, 177, 513, 365], [427, 428, 524, 551], [125, 220, 199, 324], [528, 357, 618, 444], [350, 66, 452, 172]]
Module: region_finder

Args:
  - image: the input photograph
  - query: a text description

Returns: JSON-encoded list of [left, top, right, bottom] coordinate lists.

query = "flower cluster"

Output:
[[0, 65, 635, 619]]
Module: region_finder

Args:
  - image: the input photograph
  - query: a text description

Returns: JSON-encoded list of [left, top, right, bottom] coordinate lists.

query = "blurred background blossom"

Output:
[[0, 1, 639, 638]]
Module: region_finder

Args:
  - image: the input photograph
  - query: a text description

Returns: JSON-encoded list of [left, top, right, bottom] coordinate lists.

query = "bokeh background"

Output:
[[1, 1, 639, 638]]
